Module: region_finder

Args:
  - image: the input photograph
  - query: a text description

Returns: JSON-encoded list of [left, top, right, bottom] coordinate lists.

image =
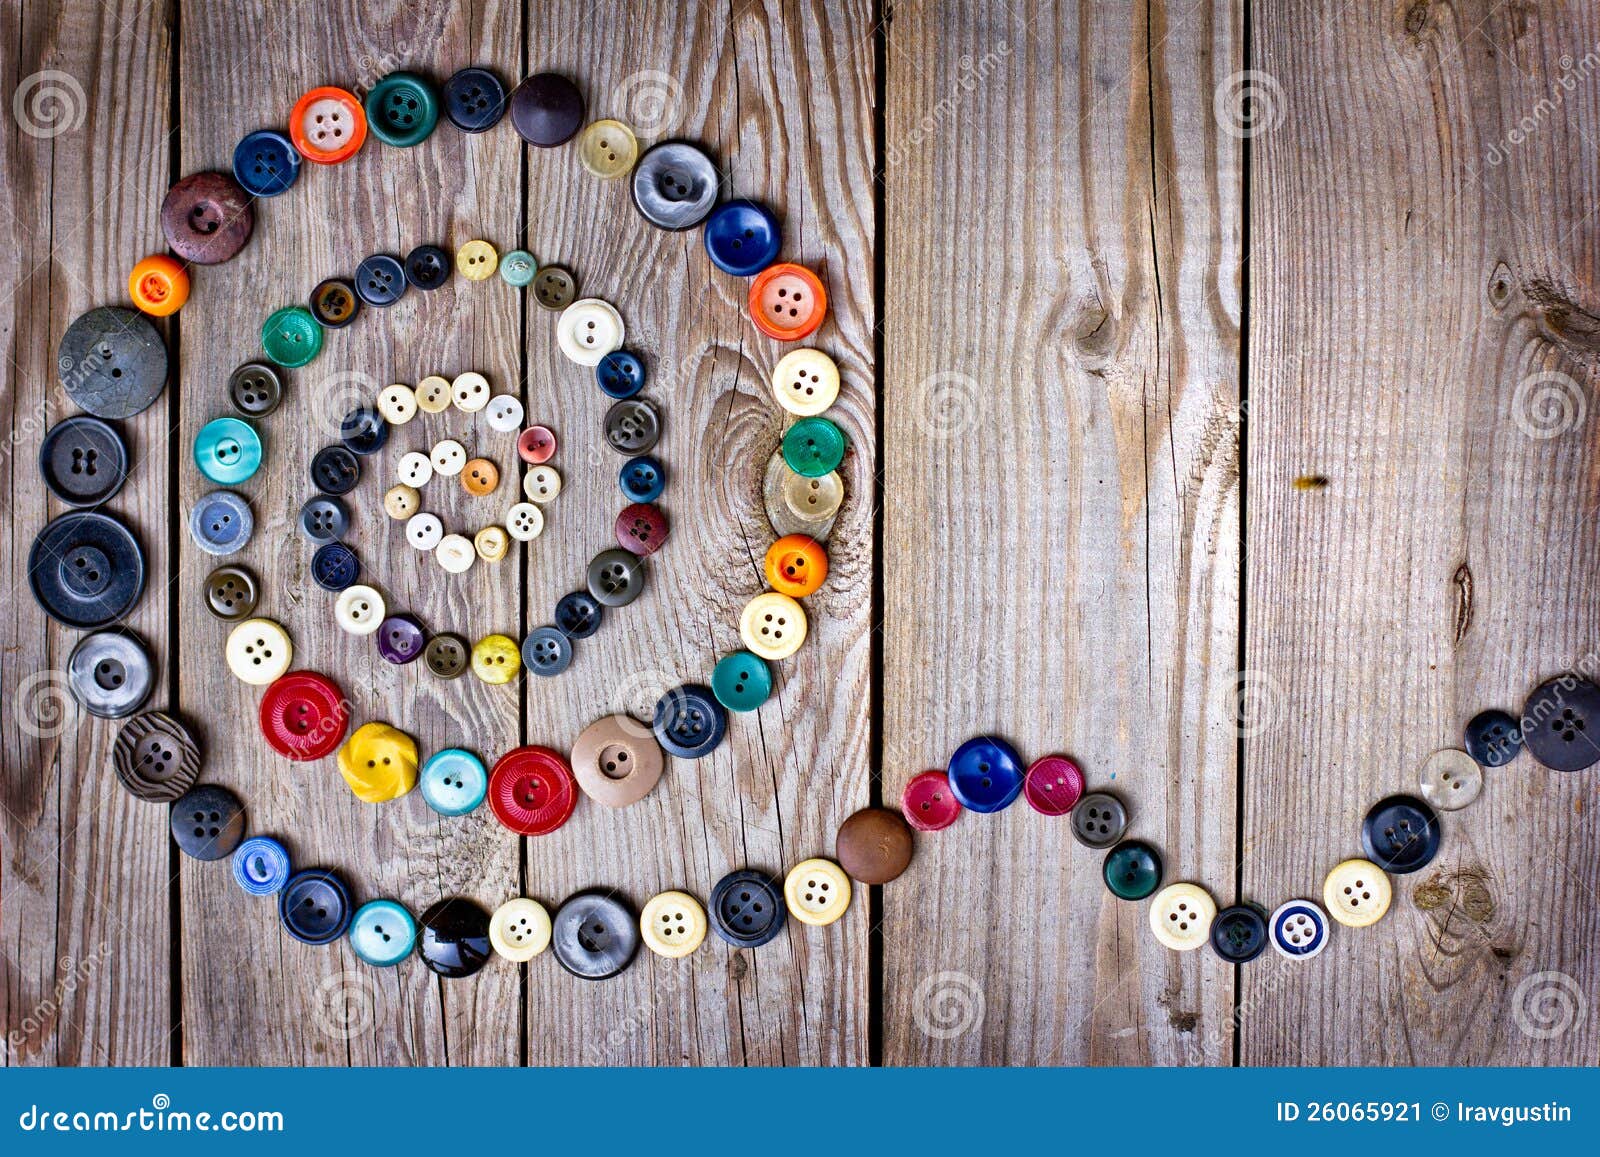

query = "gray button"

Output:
[[604, 398, 661, 454], [39, 415, 128, 507], [630, 141, 720, 230], [58, 307, 169, 419], [586, 548, 647, 607], [228, 362, 283, 418], [67, 630, 154, 718], [189, 491, 253, 556], [552, 892, 639, 980], [521, 625, 574, 677], [1071, 791, 1128, 849], [299, 495, 349, 544]]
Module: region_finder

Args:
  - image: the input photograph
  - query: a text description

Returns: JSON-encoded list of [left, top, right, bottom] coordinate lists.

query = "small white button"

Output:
[[397, 451, 433, 488], [555, 298, 625, 366], [505, 502, 544, 542], [376, 383, 417, 425], [523, 465, 562, 503], [435, 534, 475, 574], [334, 584, 385, 635], [489, 898, 551, 962], [1322, 859, 1391, 928], [770, 348, 841, 417], [430, 439, 466, 476], [1148, 883, 1217, 951], [224, 618, 292, 685], [415, 375, 450, 413], [485, 395, 524, 432], [451, 371, 490, 413], [405, 512, 443, 551]]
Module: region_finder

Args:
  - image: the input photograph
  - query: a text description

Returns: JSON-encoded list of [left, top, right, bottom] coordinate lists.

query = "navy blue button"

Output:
[[231, 835, 290, 896], [340, 405, 388, 455], [702, 199, 782, 276], [354, 253, 407, 307], [946, 735, 1025, 813], [1210, 904, 1268, 963], [310, 445, 360, 494], [311, 542, 360, 591], [278, 868, 352, 945], [710, 869, 787, 948], [653, 683, 727, 759], [33, 512, 146, 628], [554, 590, 603, 639], [1463, 708, 1523, 768], [1360, 794, 1440, 874], [1521, 676, 1600, 772], [404, 243, 452, 291], [522, 625, 573, 677], [39, 415, 128, 507], [170, 784, 246, 861], [595, 350, 645, 399], [188, 490, 253, 556], [232, 129, 301, 197], [298, 495, 349, 545], [619, 454, 665, 502], [443, 67, 507, 133], [418, 898, 492, 978]]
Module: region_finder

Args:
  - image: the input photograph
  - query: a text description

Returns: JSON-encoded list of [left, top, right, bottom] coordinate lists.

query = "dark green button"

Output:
[[261, 306, 323, 368], [712, 650, 773, 713], [365, 71, 439, 148], [1102, 839, 1162, 901], [781, 416, 846, 478]]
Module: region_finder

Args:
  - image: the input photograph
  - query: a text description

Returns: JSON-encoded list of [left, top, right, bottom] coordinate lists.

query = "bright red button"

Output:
[[902, 769, 960, 831], [748, 263, 827, 341], [489, 745, 578, 835], [516, 425, 557, 464], [1023, 754, 1085, 816], [259, 671, 348, 761]]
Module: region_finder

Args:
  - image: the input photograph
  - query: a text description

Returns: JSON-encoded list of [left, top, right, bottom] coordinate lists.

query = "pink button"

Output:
[[517, 425, 557, 464], [1023, 754, 1084, 816], [902, 769, 960, 831]]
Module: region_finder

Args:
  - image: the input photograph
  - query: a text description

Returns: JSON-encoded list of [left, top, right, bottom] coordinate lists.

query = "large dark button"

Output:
[[1360, 794, 1440, 874], [309, 277, 361, 328], [586, 548, 647, 607], [113, 711, 201, 802], [442, 67, 507, 133], [310, 445, 361, 494], [1520, 676, 1600, 772], [1210, 904, 1268, 964], [354, 253, 407, 307], [404, 244, 451, 291], [710, 869, 787, 948], [835, 807, 914, 884], [1463, 708, 1523, 768], [170, 784, 246, 861], [29, 510, 145, 628], [554, 590, 603, 639], [311, 542, 360, 591], [203, 564, 257, 621], [702, 199, 781, 276], [278, 868, 353, 945], [232, 129, 301, 197], [652, 683, 726, 759], [945, 735, 1025, 813], [1102, 839, 1162, 900], [418, 897, 492, 978], [58, 306, 168, 419], [189, 490, 253, 556], [604, 398, 661, 454], [1072, 791, 1128, 849], [631, 141, 720, 230], [425, 633, 469, 679], [552, 892, 639, 979], [521, 625, 573, 677], [298, 495, 348, 545], [161, 171, 254, 264], [228, 362, 284, 418], [67, 629, 153, 719], [39, 415, 127, 507], [509, 72, 584, 146], [340, 405, 388, 455]]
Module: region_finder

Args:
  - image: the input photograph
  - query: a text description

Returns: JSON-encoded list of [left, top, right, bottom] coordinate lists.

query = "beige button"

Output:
[[451, 371, 490, 412], [739, 591, 807, 660], [1419, 747, 1482, 811], [376, 383, 417, 425], [225, 617, 292, 685], [770, 349, 841, 417], [415, 375, 451, 413], [1323, 858, 1391, 928], [456, 239, 499, 281], [485, 394, 524, 432], [334, 585, 385, 635], [577, 119, 639, 179], [783, 858, 853, 927], [435, 534, 475, 574], [1148, 883, 1217, 951], [430, 439, 466, 476], [555, 299, 625, 367], [405, 512, 443, 551], [397, 451, 433, 488], [640, 891, 706, 959], [782, 468, 845, 522], [523, 464, 562, 503], [505, 502, 545, 542], [474, 525, 509, 562], [383, 484, 420, 520], [571, 714, 664, 807], [489, 897, 551, 962]]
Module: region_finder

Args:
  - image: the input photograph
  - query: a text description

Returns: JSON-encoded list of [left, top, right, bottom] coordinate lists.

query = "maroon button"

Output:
[[160, 171, 254, 265], [259, 671, 348, 761], [902, 769, 960, 831], [1023, 754, 1085, 816], [516, 425, 556, 464], [488, 745, 578, 835], [615, 503, 669, 557]]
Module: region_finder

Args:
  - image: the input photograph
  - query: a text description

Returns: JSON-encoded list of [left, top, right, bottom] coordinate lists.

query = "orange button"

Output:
[[128, 255, 189, 317], [461, 458, 499, 496], [749, 263, 827, 342], [763, 534, 828, 597], [289, 86, 368, 164]]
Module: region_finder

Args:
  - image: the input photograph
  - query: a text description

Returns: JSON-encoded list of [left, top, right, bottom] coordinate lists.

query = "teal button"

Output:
[[193, 417, 262, 485], [261, 305, 323, 368], [419, 747, 488, 817], [348, 899, 417, 967], [711, 650, 773, 713], [499, 249, 537, 287], [780, 416, 846, 478], [1102, 839, 1163, 901], [364, 72, 439, 148]]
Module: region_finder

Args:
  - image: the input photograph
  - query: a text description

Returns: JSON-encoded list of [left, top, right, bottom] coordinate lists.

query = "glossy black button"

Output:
[[1520, 676, 1600, 772], [298, 495, 349, 545], [160, 170, 254, 265], [710, 869, 787, 948], [1463, 708, 1523, 768], [29, 510, 145, 628], [279, 868, 353, 946], [67, 629, 153, 719], [309, 277, 361, 328], [339, 405, 388, 455], [1102, 839, 1162, 900], [228, 361, 284, 418], [509, 72, 584, 146], [404, 243, 451, 291], [310, 445, 360, 495], [1210, 904, 1268, 964], [170, 783, 246, 861], [1071, 791, 1128, 849], [442, 67, 507, 133], [552, 892, 639, 979], [631, 141, 720, 230], [354, 254, 407, 307], [58, 306, 168, 419], [554, 590, 603, 639], [203, 564, 257, 621], [604, 398, 661, 455], [311, 543, 360, 592], [586, 548, 647, 607], [39, 415, 128, 507], [113, 711, 201, 802], [1360, 793, 1441, 874], [418, 897, 492, 978], [652, 683, 726, 759], [425, 634, 469, 679], [521, 625, 573, 677]]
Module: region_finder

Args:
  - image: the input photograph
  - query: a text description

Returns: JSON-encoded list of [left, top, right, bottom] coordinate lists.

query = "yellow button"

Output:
[[739, 591, 807, 660], [475, 525, 509, 562], [1148, 883, 1217, 951], [783, 858, 852, 927], [224, 617, 292, 685], [489, 897, 551, 962], [577, 119, 638, 179], [471, 634, 521, 683], [451, 371, 490, 412], [397, 451, 433, 488], [416, 375, 451, 413], [456, 239, 499, 281], [336, 721, 419, 803], [383, 484, 420, 520], [377, 383, 417, 425], [505, 502, 544, 541], [1322, 858, 1391, 928], [639, 890, 707, 958], [523, 465, 562, 503], [334, 584, 385, 635], [770, 349, 841, 417], [435, 534, 476, 575]]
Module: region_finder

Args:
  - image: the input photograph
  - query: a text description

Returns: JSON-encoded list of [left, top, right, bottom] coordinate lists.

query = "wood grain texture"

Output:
[[881, 0, 1242, 1064], [1243, 0, 1600, 1065]]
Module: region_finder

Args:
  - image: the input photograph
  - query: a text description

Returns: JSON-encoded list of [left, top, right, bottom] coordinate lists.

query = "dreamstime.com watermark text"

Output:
[[17, 1095, 283, 1134]]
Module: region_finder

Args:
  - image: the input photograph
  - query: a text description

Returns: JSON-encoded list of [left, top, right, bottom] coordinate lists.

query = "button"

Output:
[[415, 375, 451, 412], [349, 899, 417, 967], [587, 548, 647, 607], [403, 243, 451, 291], [289, 86, 367, 164], [1269, 899, 1331, 960], [1148, 883, 1217, 951], [309, 277, 361, 327], [228, 362, 283, 418], [1322, 858, 1391, 928], [739, 592, 807, 660], [652, 683, 726, 759], [1071, 791, 1128, 848], [499, 249, 537, 287], [193, 417, 262, 485], [946, 735, 1025, 813], [261, 305, 324, 367], [203, 564, 257, 620], [703, 199, 781, 276], [487, 395, 525, 433], [617, 459, 666, 508], [341, 405, 389, 455], [533, 265, 577, 310], [571, 714, 664, 806], [782, 416, 847, 478], [160, 171, 253, 265], [781, 466, 845, 522], [231, 836, 290, 896], [1521, 675, 1600, 771], [1103, 839, 1162, 900], [763, 535, 826, 597], [553, 892, 639, 980], [299, 495, 349, 545], [128, 254, 189, 316], [521, 625, 574, 677], [67, 629, 153, 718], [377, 614, 426, 665], [1361, 794, 1440, 874], [516, 425, 557, 464], [596, 350, 645, 398], [396, 451, 432, 487], [615, 503, 668, 556], [225, 618, 292, 685], [1419, 747, 1483, 811], [471, 633, 521, 683], [750, 263, 827, 342], [58, 306, 168, 419], [505, 502, 545, 541], [1023, 754, 1085, 816], [279, 869, 353, 945], [420, 748, 488, 817], [577, 118, 638, 178], [770, 348, 841, 417], [435, 534, 476, 574], [605, 399, 661, 454], [555, 591, 603, 639], [30, 510, 146, 626], [462, 458, 500, 496], [333, 584, 385, 635], [311, 543, 360, 591], [442, 66, 506, 133], [631, 141, 720, 230], [835, 807, 914, 884], [170, 784, 246, 861], [425, 633, 470, 679], [510, 72, 584, 146], [259, 671, 348, 761], [901, 770, 961, 832], [364, 71, 438, 148], [490, 898, 552, 962], [354, 253, 407, 307], [112, 712, 201, 802], [474, 526, 509, 562], [784, 858, 852, 927], [430, 439, 467, 476], [640, 891, 707, 958], [383, 484, 419, 520], [337, 721, 419, 803], [711, 650, 772, 712], [39, 415, 128, 507], [310, 445, 360, 494], [1463, 708, 1523, 767], [454, 239, 499, 281], [488, 745, 577, 835], [710, 869, 787, 948], [406, 513, 442, 550], [1211, 904, 1269, 964], [555, 299, 625, 366], [231, 129, 300, 197]]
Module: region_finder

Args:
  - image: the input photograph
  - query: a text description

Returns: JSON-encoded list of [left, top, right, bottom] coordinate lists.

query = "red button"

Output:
[[489, 745, 578, 835], [749, 263, 827, 341], [901, 769, 960, 831], [516, 425, 557, 464], [1023, 754, 1085, 816], [259, 672, 348, 761], [614, 502, 669, 557]]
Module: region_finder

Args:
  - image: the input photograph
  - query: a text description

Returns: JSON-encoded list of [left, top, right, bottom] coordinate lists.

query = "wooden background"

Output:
[[2, 0, 1596, 1066]]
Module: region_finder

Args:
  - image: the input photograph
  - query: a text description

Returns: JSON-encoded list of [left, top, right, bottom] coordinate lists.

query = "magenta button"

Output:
[[1023, 754, 1085, 816]]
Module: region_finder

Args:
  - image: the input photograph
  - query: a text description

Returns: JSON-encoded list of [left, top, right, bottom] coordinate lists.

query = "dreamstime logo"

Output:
[[1214, 70, 1284, 139], [611, 71, 685, 137], [912, 971, 986, 1040], [354, 42, 412, 97], [13, 70, 87, 139], [886, 44, 1011, 170], [914, 371, 987, 439], [311, 971, 380, 1040], [1485, 45, 1600, 165], [14, 669, 74, 739], [1511, 971, 1587, 1040], [1512, 370, 1586, 440], [310, 369, 379, 440], [2, 945, 109, 1061], [1216, 669, 1282, 739], [611, 667, 682, 740]]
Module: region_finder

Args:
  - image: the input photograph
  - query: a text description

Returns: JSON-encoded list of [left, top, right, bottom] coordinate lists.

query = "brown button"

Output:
[[383, 484, 420, 519], [203, 565, 258, 621], [160, 171, 254, 265], [462, 458, 499, 496], [615, 502, 669, 557], [474, 525, 509, 562], [113, 711, 202, 802], [424, 633, 469, 679], [570, 715, 664, 807], [533, 265, 576, 310], [835, 807, 914, 884]]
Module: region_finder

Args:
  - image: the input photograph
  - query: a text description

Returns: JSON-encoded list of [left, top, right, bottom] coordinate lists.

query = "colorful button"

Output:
[[1071, 791, 1127, 849], [1463, 708, 1523, 768], [517, 425, 557, 463], [310, 445, 360, 493], [232, 129, 300, 197], [424, 634, 470, 680], [620, 454, 665, 502], [278, 868, 352, 945], [835, 807, 914, 884], [1023, 754, 1085, 816], [750, 263, 827, 341], [596, 350, 645, 398], [112, 711, 200, 802], [404, 243, 451, 291], [763, 535, 826, 597], [471, 634, 522, 683], [553, 892, 639, 980], [631, 141, 719, 230], [430, 438, 467, 475], [781, 467, 844, 522], [710, 869, 787, 948], [555, 591, 603, 639], [1361, 794, 1440, 874], [228, 362, 283, 419], [298, 495, 348, 544], [505, 502, 545, 542], [418, 898, 492, 978], [354, 253, 407, 307], [231, 836, 290, 896], [128, 254, 189, 316], [259, 671, 348, 762], [415, 375, 451, 412], [946, 735, 1025, 813], [204, 565, 257, 621], [488, 745, 578, 835], [522, 464, 561, 502], [289, 86, 367, 164], [66, 629, 153, 719], [474, 526, 510, 562], [1211, 904, 1269, 964], [1418, 747, 1483, 811], [462, 458, 500, 496], [711, 650, 773, 712], [160, 171, 253, 265], [58, 306, 168, 419], [442, 67, 506, 133], [336, 721, 419, 803], [364, 71, 438, 148], [261, 305, 323, 367], [640, 891, 707, 958], [1520, 675, 1600, 772], [377, 614, 426, 665], [784, 858, 852, 927], [652, 684, 726, 759], [486, 395, 525, 432], [349, 899, 417, 967], [420, 748, 488, 817], [333, 584, 385, 635], [739, 592, 807, 660], [1322, 859, 1391, 928], [770, 348, 841, 416], [577, 118, 638, 179], [1149, 883, 1217, 951], [902, 770, 961, 831], [556, 299, 625, 366], [225, 617, 292, 685], [510, 72, 585, 146], [29, 510, 146, 627], [587, 548, 647, 606], [490, 898, 552, 962], [781, 416, 847, 477], [435, 534, 476, 574], [455, 239, 499, 281], [615, 503, 668, 556], [193, 417, 262, 485], [1269, 899, 1330, 960], [571, 714, 664, 807], [310, 543, 359, 591], [309, 277, 360, 328], [533, 265, 577, 309], [499, 249, 537, 287], [383, 484, 420, 520], [39, 415, 128, 507], [521, 625, 573, 677], [1103, 839, 1162, 901], [188, 490, 253, 555]]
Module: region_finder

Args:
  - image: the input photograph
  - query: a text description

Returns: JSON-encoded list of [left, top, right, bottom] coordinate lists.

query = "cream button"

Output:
[[430, 439, 466, 476], [577, 119, 639, 179], [376, 383, 417, 425], [474, 525, 510, 562], [523, 464, 562, 503], [397, 451, 433, 488], [505, 502, 545, 542], [489, 897, 551, 962], [639, 891, 707, 958], [1148, 883, 1217, 951], [782, 468, 845, 522], [1322, 858, 1391, 928], [224, 617, 292, 685], [555, 299, 624, 366], [435, 534, 475, 574], [451, 371, 490, 412], [783, 858, 852, 927], [415, 374, 450, 413], [485, 394, 524, 432], [739, 591, 807, 660], [406, 512, 443, 551], [383, 484, 420, 520], [1418, 747, 1482, 811], [770, 349, 841, 417], [334, 584, 386, 635]]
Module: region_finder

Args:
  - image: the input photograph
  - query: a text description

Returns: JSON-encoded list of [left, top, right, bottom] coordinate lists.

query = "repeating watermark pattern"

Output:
[[311, 970, 381, 1041], [1215, 669, 1282, 739], [1511, 970, 1587, 1041], [609, 666, 681, 740], [886, 44, 1011, 171], [13, 70, 87, 139], [912, 970, 986, 1040], [1484, 45, 1600, 166], [1512, 369, 1587, 440], [13, 668, 75, 739], [2, 944, 111, 1062], [354, 42, 413, 98], [913, 371, 987, 439], [610, 70, 685, 137], [311, 369, 379, 441], [1213, 70, 1284, 140]]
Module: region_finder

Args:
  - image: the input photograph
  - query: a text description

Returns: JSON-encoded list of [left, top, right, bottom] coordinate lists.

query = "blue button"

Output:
[[354, 254, 407, 307], [1269, 899, 1329, 960], [193, 417, 262, 486], [189, 490, 253, 556], [232, 129, 301, 197], [702, 199, 782, 276], [231, 836, 290, 896], [522, 625, 573, 677], [442, 67, 507, 133], [595, 350, 645, 399], [420, 748, 488, 817], [340, 405, 388, 455], [653, 683, 727, 759], [554, 590, 603, 639], [311, 542, 360, 591], [946, 735, 1025, 813], [710, 869, 787, 948], [278, 868, 352, 945], [619, 454, 665, 502], [348, 899, 418, 967], [1360, 794, 1440, 874], [712, 651, 772, 713]]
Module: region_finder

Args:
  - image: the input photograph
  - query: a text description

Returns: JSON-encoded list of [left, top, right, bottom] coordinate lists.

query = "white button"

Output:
[[485, 395, 524, 432], [376, 383, 417, 425], [555, 299, 625, 366], [1322, 858, 1391, 928], [451, 371, 490, 413], [770, 349, 841, 417], [1418, 747, 1483, 811], [523, 465, 562, 503], [505, 502, 544, 542], [397, 451, 433, 488], [334, 585, 385, 635], [783, 858, 853, 927], [489, 897, 551, 962], [739, 592, 807, 660], [639, 891, 707, 958], [415, 375, 450, 413], [1269, 899, 1331, 960], [1148, 883, 1217, 951], [224, 618, 292, 685], [405, 512, 443, 551], [430, 439, 466, 476], [435, 534, 475, 574]]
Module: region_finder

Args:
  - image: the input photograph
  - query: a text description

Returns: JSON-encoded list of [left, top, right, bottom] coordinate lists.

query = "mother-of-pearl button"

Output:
[[1148, 882, 1217, 951], [429, 439, 466, 476], [485, 394, 524, 432], [224, 617, 292, 685], [1418, 747, 1483, 811], [555, 299, 625, 367], [333, 584, 386, 635]]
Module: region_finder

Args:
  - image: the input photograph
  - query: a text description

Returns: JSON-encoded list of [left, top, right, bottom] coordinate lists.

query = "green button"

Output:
[[261, 305, 323, 368], [1102, 839, 1162, 901], [193, 417, 262, 485], [712, 650, 773, 713], [781, 416, 846, 478], [364, 72, 439, 148], [499, 249, 537, 287]]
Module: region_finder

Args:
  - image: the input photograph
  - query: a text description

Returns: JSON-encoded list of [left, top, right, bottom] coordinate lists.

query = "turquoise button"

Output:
[[261, 305, 323, 367], [499, 249, 537, 287], [420, 747, 488, 817], [348, 899, 416, 967], [711, 650, 773, 712], [780, 416, 846, 478], [193, 417, 262, 485]]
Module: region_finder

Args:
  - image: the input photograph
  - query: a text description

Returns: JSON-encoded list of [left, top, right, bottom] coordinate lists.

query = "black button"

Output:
[[630, 141, 721, 231], [509, 72, 584, 146], [298, 495, 349, 545], [1520, 676, 1600, 772], [554, 590, 603, 639], [29, 510, 145, 629], [228, 362, 284, 418], [160, 170, 254, 265], [404, 244, 452, 290], [113, 711, 201, 802], [339, 405, 388, 455], [67, 629, 153, 719], [39, 415, 128, 507], [203, 564, 258, 621], [586, 548, 647, 608], [279, 868, 353, 945], [710, 869, 787, 948], [169, 783, 246, 861], [1210, 904, 1268, 963], [604, 398, 661, 454], [425, 634, 469, 679], [354, 253, 407, 307], [311, 543, 360, 592], [653, 683, 727, 759], [310, 445, 361, 495], [552, 892, 639, 979], [418, 897, 492, 978], [58, 306, 168, 419], [442, 67, 507, 133], [1463, 708, 1523, 768], [309, 277, 361, 328], [1360, 794, 1441, 874]]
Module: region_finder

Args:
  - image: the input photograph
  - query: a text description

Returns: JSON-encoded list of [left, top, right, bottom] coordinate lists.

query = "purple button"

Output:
[[377, 614, 426, 664]]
